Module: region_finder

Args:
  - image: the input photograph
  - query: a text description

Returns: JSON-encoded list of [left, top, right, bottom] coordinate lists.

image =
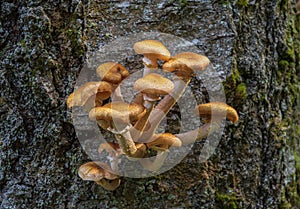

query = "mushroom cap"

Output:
[[89, 102, 146, 124], [133, 40, 171, 67], [80, 81, 113, 101], [134, 73, 174, 99], [194, 102, 239, 123], [163, 52, 210, 77], [67, 81, 112, 108], [146, 133, 182, 150], [96, 62, 130, 84], [78, 161, 119, 181]]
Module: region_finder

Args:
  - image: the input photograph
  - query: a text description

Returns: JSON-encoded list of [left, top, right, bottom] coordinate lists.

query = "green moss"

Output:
[[223, 68, 240, 91], [278, 60, 289, 68], [236, 83, 247, 100], [236, 0, 249, 7], [223, 68, 247, 106], [282, 45, 296, 62], [278, 5, 300, 207], [216, 193, 239, 209], [280, 194, 292, 209]]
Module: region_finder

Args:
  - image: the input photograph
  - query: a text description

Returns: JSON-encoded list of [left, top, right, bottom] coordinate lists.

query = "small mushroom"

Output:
[[89, 102, 146, 126], [163, 52, 210, 78], [78, 161, 120, 191], [131, 73, 174, 141], [195, 102, 239, 123], [134, 73, 174, 108], [139, 133, 181, 172], [175, 102, 239, 145], [96, 62, 130, 101], [67, 81, 112, 110], [96, 62, 130, 84], [89, 102, 146, 157], [146, 133, 182, 151], [134, 40, 171, 75]]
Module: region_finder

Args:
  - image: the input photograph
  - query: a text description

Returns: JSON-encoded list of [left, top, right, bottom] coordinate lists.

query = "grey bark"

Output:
[[0, 0, 299, 208]]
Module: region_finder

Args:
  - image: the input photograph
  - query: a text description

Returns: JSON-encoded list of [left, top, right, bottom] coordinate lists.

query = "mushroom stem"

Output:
[[175, 122, 222, 145], [130, 103, 154, 141], [139, 77, 191, 141], [146, 133, 181, 150], [175, 123, 211, 145], [110, 123, 147, 158], [113, 128, 138, 157], [142, 58, 157, 76]]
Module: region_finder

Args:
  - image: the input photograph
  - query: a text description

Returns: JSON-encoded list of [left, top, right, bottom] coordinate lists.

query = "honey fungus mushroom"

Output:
[[194, 102, 239, 124], [78, 161, 121, 191], [140, 133, 182, 171], [134, 40, 171, 75], [89, 102, 146, 157], [175, 102, 239, 145], [66, 81, 113, 110], [134, 73, 174, 108], [146, 133, 182, 151], [96, 62, 130, 101], [163, 52, 210, 78], [66, 39, 243, 189]]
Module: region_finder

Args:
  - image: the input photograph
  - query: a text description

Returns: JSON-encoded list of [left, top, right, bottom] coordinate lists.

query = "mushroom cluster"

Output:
[[67, 40, 239, 190]]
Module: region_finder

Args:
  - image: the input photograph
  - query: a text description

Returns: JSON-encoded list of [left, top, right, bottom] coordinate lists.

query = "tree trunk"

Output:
[[1, 0, 299, 208]]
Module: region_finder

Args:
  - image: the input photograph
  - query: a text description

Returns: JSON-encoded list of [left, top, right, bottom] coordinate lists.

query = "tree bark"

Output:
[[0, 0, 299, 208]]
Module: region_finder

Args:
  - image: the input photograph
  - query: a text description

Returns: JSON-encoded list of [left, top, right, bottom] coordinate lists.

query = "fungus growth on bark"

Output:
[[67, 40, 239, 190]]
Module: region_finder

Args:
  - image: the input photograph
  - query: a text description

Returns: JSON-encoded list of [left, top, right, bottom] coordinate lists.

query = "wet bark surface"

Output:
[[0, 0, 299, 208]]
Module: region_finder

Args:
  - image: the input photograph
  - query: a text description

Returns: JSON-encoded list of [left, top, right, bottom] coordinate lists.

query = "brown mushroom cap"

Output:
[[133, 40, 171, 68], [78, 161, 119, 182], [163, 52, 210, 77], [67, 81, 112, 108], [194, 102, 239, 123], [96, 62, 130, 84], [146, 133, 182, 150], [134, 73, 174, 100], [89, 102, 146, 124]]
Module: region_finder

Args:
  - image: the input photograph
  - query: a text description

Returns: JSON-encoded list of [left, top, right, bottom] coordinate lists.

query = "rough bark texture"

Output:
[[0, 0, 299, 208]]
